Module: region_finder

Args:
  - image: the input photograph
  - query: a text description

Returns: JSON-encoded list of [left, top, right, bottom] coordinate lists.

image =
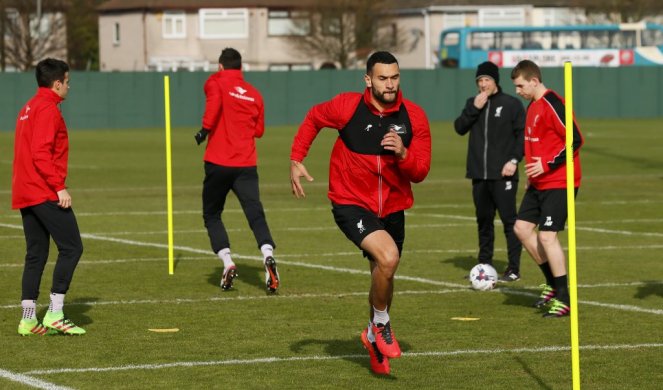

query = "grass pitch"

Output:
[[0, 119, 662, 389]]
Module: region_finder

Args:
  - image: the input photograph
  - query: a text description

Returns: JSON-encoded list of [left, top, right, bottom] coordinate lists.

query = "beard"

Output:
[[371, 85, 398, 105]]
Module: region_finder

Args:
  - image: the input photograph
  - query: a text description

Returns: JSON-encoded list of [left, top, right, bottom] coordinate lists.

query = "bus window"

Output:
[[443, 31, 460, 46], [470, 31, 495, 50], [609, 31, 636, 48], [583, 30, 610, 49], [642, 29, 663, 46], [559, 31, 581, 49], [501, 31, 523, 49]]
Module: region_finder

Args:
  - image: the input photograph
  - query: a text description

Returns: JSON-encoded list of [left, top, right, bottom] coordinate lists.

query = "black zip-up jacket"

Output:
[[454, 88, 525, 180]]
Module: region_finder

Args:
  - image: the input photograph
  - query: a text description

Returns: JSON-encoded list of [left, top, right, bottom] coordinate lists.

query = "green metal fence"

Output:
[[1, 67, 661, 131]]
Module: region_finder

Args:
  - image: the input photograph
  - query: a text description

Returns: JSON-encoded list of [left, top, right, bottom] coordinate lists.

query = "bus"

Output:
[[438, 22, 663, 68]]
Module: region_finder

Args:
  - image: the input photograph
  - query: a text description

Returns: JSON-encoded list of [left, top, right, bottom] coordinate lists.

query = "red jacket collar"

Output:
[[36, 87, 64, 104], [218, 69, 244, 80], [362, 87, 403, 115]]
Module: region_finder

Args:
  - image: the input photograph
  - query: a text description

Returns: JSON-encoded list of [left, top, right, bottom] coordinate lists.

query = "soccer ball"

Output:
[[469, 263, 498, 291]]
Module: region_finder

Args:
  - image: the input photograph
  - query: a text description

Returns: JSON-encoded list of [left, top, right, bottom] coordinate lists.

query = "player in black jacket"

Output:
[[454, 61, 525, 281]]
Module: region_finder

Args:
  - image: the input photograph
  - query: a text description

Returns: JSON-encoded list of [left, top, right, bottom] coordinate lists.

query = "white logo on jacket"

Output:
[[495, 106, 503, 117], [229, 86, 255, 102], [505, 181, 512, 191], [364, 124, 373, 132], [19, 105, 30, 121], [389, 124, 407, 134]]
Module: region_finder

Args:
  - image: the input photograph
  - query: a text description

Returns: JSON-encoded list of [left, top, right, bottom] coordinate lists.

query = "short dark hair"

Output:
[[219, 48, 242, 70], [35, 58, 69, 88], [511, 59, 542, 82], [366, 51, 398, 74]]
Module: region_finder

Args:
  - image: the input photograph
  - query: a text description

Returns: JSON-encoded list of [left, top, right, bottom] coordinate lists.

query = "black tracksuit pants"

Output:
[[202, 163, 275, 253], [20, 201, 84, 300], [472, 179, 521, 271]]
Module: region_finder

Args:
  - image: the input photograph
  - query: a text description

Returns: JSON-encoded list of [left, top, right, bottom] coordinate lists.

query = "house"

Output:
[[97, 0, 583, 71]]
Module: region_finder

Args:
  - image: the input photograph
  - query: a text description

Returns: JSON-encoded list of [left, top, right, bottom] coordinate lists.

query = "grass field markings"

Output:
[[501, 289, 663, 315], [2, 222, 661, 315], [0, 368, 74, 390], [580, 218, 663, 224], [576, 226, 663, 238], [0, 289, 468, 310], [21, 343, 663, 376]]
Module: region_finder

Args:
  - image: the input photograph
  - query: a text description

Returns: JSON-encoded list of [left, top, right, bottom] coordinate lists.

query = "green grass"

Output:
[[0, 119, 662, 389]]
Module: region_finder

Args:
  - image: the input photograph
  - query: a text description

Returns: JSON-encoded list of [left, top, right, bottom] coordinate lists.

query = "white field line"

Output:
[[1, 222, 661, 315], [0, 289, 467, 310], [22, 343, 663, 376], [0, 368, 73, 390]]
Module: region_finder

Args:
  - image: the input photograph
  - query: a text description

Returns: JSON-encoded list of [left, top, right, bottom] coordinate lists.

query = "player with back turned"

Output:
[[195, 48, 280, 293]]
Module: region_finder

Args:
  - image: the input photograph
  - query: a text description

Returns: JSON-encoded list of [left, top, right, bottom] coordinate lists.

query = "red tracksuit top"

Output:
[[291, 88, 432, 217], [12, 88, 68, 209], [525, 89, 583, 190], [202, 69, 264, 167]]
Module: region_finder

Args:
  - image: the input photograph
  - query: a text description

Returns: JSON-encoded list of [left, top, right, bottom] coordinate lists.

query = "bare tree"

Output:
[[2, 0, 68, 71], [286, 0, 406, 69]]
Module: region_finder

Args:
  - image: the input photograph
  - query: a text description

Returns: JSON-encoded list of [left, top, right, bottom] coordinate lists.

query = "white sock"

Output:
[[366, 321, 376, 342], [49, 293, 65, 313], [372, 305, 390, 326], [260, 244, 274, 263], [21, 300, 37, 320], [217, 248, 235, 269]]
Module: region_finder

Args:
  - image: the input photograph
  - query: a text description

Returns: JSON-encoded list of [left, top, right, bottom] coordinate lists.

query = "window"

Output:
[[163, 11, 186, 39], [199, 8, 248, 39], [113, 22, 120, 45], [268, 10, 309, 36]]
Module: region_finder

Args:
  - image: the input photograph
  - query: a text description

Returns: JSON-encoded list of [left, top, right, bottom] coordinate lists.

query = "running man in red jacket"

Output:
[[12, 58, 85, 336], [511, 60, 584, 318], [196, 48, 279, 293], [290, 52, 432, 375]]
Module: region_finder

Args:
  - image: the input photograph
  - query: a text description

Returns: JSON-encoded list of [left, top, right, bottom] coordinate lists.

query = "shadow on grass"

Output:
[[206, 263, 275, 294], [444, 255, 508, 277], [39, 297, 97, 327], [290, 337, 410, 379], [498, 288, 538, 309], [634, 281, 663, 299], [515, 356, 553, 389]]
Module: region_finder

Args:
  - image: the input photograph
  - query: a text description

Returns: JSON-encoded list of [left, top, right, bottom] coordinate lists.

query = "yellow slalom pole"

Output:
[[564, 62, 580, 389], [164, 76, 174, 275]]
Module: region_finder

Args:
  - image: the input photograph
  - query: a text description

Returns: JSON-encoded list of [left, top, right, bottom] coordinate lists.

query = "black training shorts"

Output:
[[517, 187, 578, 231], [331, 204, 404, 259]]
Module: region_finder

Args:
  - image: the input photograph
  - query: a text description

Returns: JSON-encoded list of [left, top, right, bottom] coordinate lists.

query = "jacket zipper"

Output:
[[377, 155, 383, 217], [377, 113, 383, 217], [483, 99, 490, 179]]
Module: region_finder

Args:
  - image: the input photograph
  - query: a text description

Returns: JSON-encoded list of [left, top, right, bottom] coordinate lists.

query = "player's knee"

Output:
[[376, 248, 400, 277], [513, 221, 530, 240], [537, 231, 558, 246]]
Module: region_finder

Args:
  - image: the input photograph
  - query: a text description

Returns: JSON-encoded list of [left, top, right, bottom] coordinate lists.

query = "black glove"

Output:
[[194, 128, 210, 145]]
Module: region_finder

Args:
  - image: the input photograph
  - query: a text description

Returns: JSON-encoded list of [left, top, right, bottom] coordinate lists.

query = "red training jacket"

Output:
[[291, 88, 432, 217], [525, 89, 583, 190], [12, 88, 68, 209], [202, 69, 264, 167]]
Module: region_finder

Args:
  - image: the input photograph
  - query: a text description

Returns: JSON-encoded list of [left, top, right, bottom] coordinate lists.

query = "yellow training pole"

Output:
[[164, 76, 174, 275], [564, 61, 580, 389]]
